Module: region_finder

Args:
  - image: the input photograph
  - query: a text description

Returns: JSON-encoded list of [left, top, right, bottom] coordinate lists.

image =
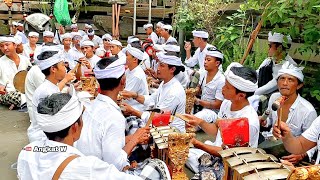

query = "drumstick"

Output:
[[145, 111, 156, 127], [277, 107, 283, 131], [173, 113, 189, 123]]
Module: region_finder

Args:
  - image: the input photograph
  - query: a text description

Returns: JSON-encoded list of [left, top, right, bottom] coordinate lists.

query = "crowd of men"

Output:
[[0, 20, 319, 179]]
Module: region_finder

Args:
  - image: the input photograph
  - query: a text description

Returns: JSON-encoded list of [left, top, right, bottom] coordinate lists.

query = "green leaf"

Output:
[[297, 0, 303, 6]]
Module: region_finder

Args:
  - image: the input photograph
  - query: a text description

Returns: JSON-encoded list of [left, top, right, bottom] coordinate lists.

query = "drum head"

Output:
[[13, 70, 28, 93]]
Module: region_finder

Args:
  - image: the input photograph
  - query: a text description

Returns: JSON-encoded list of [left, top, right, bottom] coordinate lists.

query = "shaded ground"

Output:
[[0, 106, 29, 179], [0, 105, 212, 179]]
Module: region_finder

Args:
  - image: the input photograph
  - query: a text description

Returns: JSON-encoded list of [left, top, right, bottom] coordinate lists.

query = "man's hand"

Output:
[[182, 114, 204, 127], [134, 127, 151, 144], [79, 57, 91, 69], [282, 154, 304, 165], [120, 90, 136, 99], [64, 71, 76, 83], [272, 121, 291, 139], [120, 102, 134, 116], [280, 159, 295, 170], [259, 116, 267, 126], [184, 41, 191, 51]]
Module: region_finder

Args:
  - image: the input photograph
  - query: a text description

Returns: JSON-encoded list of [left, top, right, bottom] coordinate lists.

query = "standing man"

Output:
[[23, 32, 41, 62], [193, 47, 225, 129], [60, 33, 73, 70], [14, 22, 28, 44], [28, 47, 75, 142], [143, 23, 158, 44], [160, 25, 177, 44], [262, 62, 317, 164], [184, 30, 214, 76], [155, 21, 166, 44], [121, 51, 187, 132], [68, 32, 84, 69], [255, 32, 297, 96], [83, 29, 103, 48], [0, 36, 31, 109]]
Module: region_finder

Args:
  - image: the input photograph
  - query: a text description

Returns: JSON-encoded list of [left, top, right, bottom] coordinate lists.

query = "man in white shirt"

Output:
[[0, 36, 31, 109], [144, 23, 158, 44], [28, 47, 75, 142], [160, 24, 177, 44], [121, 51, 187, 132], [194, 47, 225, 128], [110, 40, 126, 63], [76, 57, 153, 171], [77, 40, 101, 76], [42, 31, 55, 44], [262, 62, 317, 164], [184, 63, 260, 178], [68, 32, 84, 70], [60, 33, 74, 71], [95, 33, 112, 58], [255, 32, 297, 96], [184, 30, 215, 76], [273, 115, 320, 166], [18, 90, 142, 180], [155, 21, 166, 45], [83, 29, 103, 48], [123, 45, 149, 111], [14, 22, 28, 44], [23, 32, 41, 63]]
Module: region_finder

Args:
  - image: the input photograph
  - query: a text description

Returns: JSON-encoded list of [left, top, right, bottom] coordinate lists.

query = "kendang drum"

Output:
[[218, 147, 291, 180]]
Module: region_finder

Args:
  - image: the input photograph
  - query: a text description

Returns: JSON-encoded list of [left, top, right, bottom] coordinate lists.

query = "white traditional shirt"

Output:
[[302, 116, 320, 165], [255, 55, 297, 95], [157, 37, 166, 45], [165, 36, 177, 44], [76, 94, 130, 170], [185, 43, 214, 73], [148, 32, 159, 44], [174, 65, 190, 89], [81, 55, 101, 75], [266, 92, 317, 137], [22, 44, 41, 59], [124, 66, 149, 111], [25, 65, 45, 123], [16, 31, 28, 44], [17, 139, 141, 180], [215, 100, 260, 148], [67, 47, 84, 69], [140, 52, 151, 70], [142, 77, 186, 132], [0, 54, 31, 92], [83, 35, 103, 47], [28, 80, 60, 142]]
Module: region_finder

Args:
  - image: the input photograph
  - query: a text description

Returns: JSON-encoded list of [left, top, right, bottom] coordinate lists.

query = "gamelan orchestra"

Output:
[[1, 18, 320, 180]]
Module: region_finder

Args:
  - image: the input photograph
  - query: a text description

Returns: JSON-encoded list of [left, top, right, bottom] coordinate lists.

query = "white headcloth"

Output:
[[87, 29, 95, 36], [93, 58, 126, 79], [192, 30, 209, 38], [110, 40, 122, 47], [37, 45, 64, 70], [0, 36, 16, 43], [163, 25, 172, 31], [61, 33, 72, 40], [28, 32, 39, 37], [102, 34, 112, 41], [36, 85, 83, 133], [80, 40, 94, 47], [206, 48, 223, 59], [277, 61, 304, 82], [127, 37, 140, 44], [156, 52, 182, 66], [126, 44, 144, 60], [70, 24, 78, 29], [43, 31, 54, 37], [163, 44, 180, 52], [156, 22, 164, 28], [268, 31, 285, 43], [224, 62, 258, 92], [143, 23, 153, 29]]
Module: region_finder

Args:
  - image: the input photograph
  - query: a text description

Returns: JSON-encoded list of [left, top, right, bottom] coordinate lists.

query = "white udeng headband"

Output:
[[277, 61, 304, 82], [157, 52, 182, 66], [38, 52, 64, 70], [192, 30, 209, 38], [37, 85, 83, 133], [224, 62, 258, 92], [126, 44, 144, 60], [93, 60, 125, 79]]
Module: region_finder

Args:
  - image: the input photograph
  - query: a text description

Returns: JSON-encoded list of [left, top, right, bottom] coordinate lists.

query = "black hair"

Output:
[[96, 57, 124, 90], [130, 41, 142, 49], [168, 64, 185, 76], [166, 41, 178, 45], [230, 66, 257, 98], [37, 93, 82, 141], [165, 51, 180, 58], [38, 51, 59, 76]]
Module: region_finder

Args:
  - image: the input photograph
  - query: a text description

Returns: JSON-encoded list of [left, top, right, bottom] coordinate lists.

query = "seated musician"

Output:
[[121, 50, 187, 132], [193, 47, 225, 128], [18, 91, 144, 180], [0, 36, 31, 110], [28, 46, 75, 142], [261, 62, 317, 164], [273, 115, 320, 166], [76, 58, 170, 178], [184, 63, 260, 179]]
